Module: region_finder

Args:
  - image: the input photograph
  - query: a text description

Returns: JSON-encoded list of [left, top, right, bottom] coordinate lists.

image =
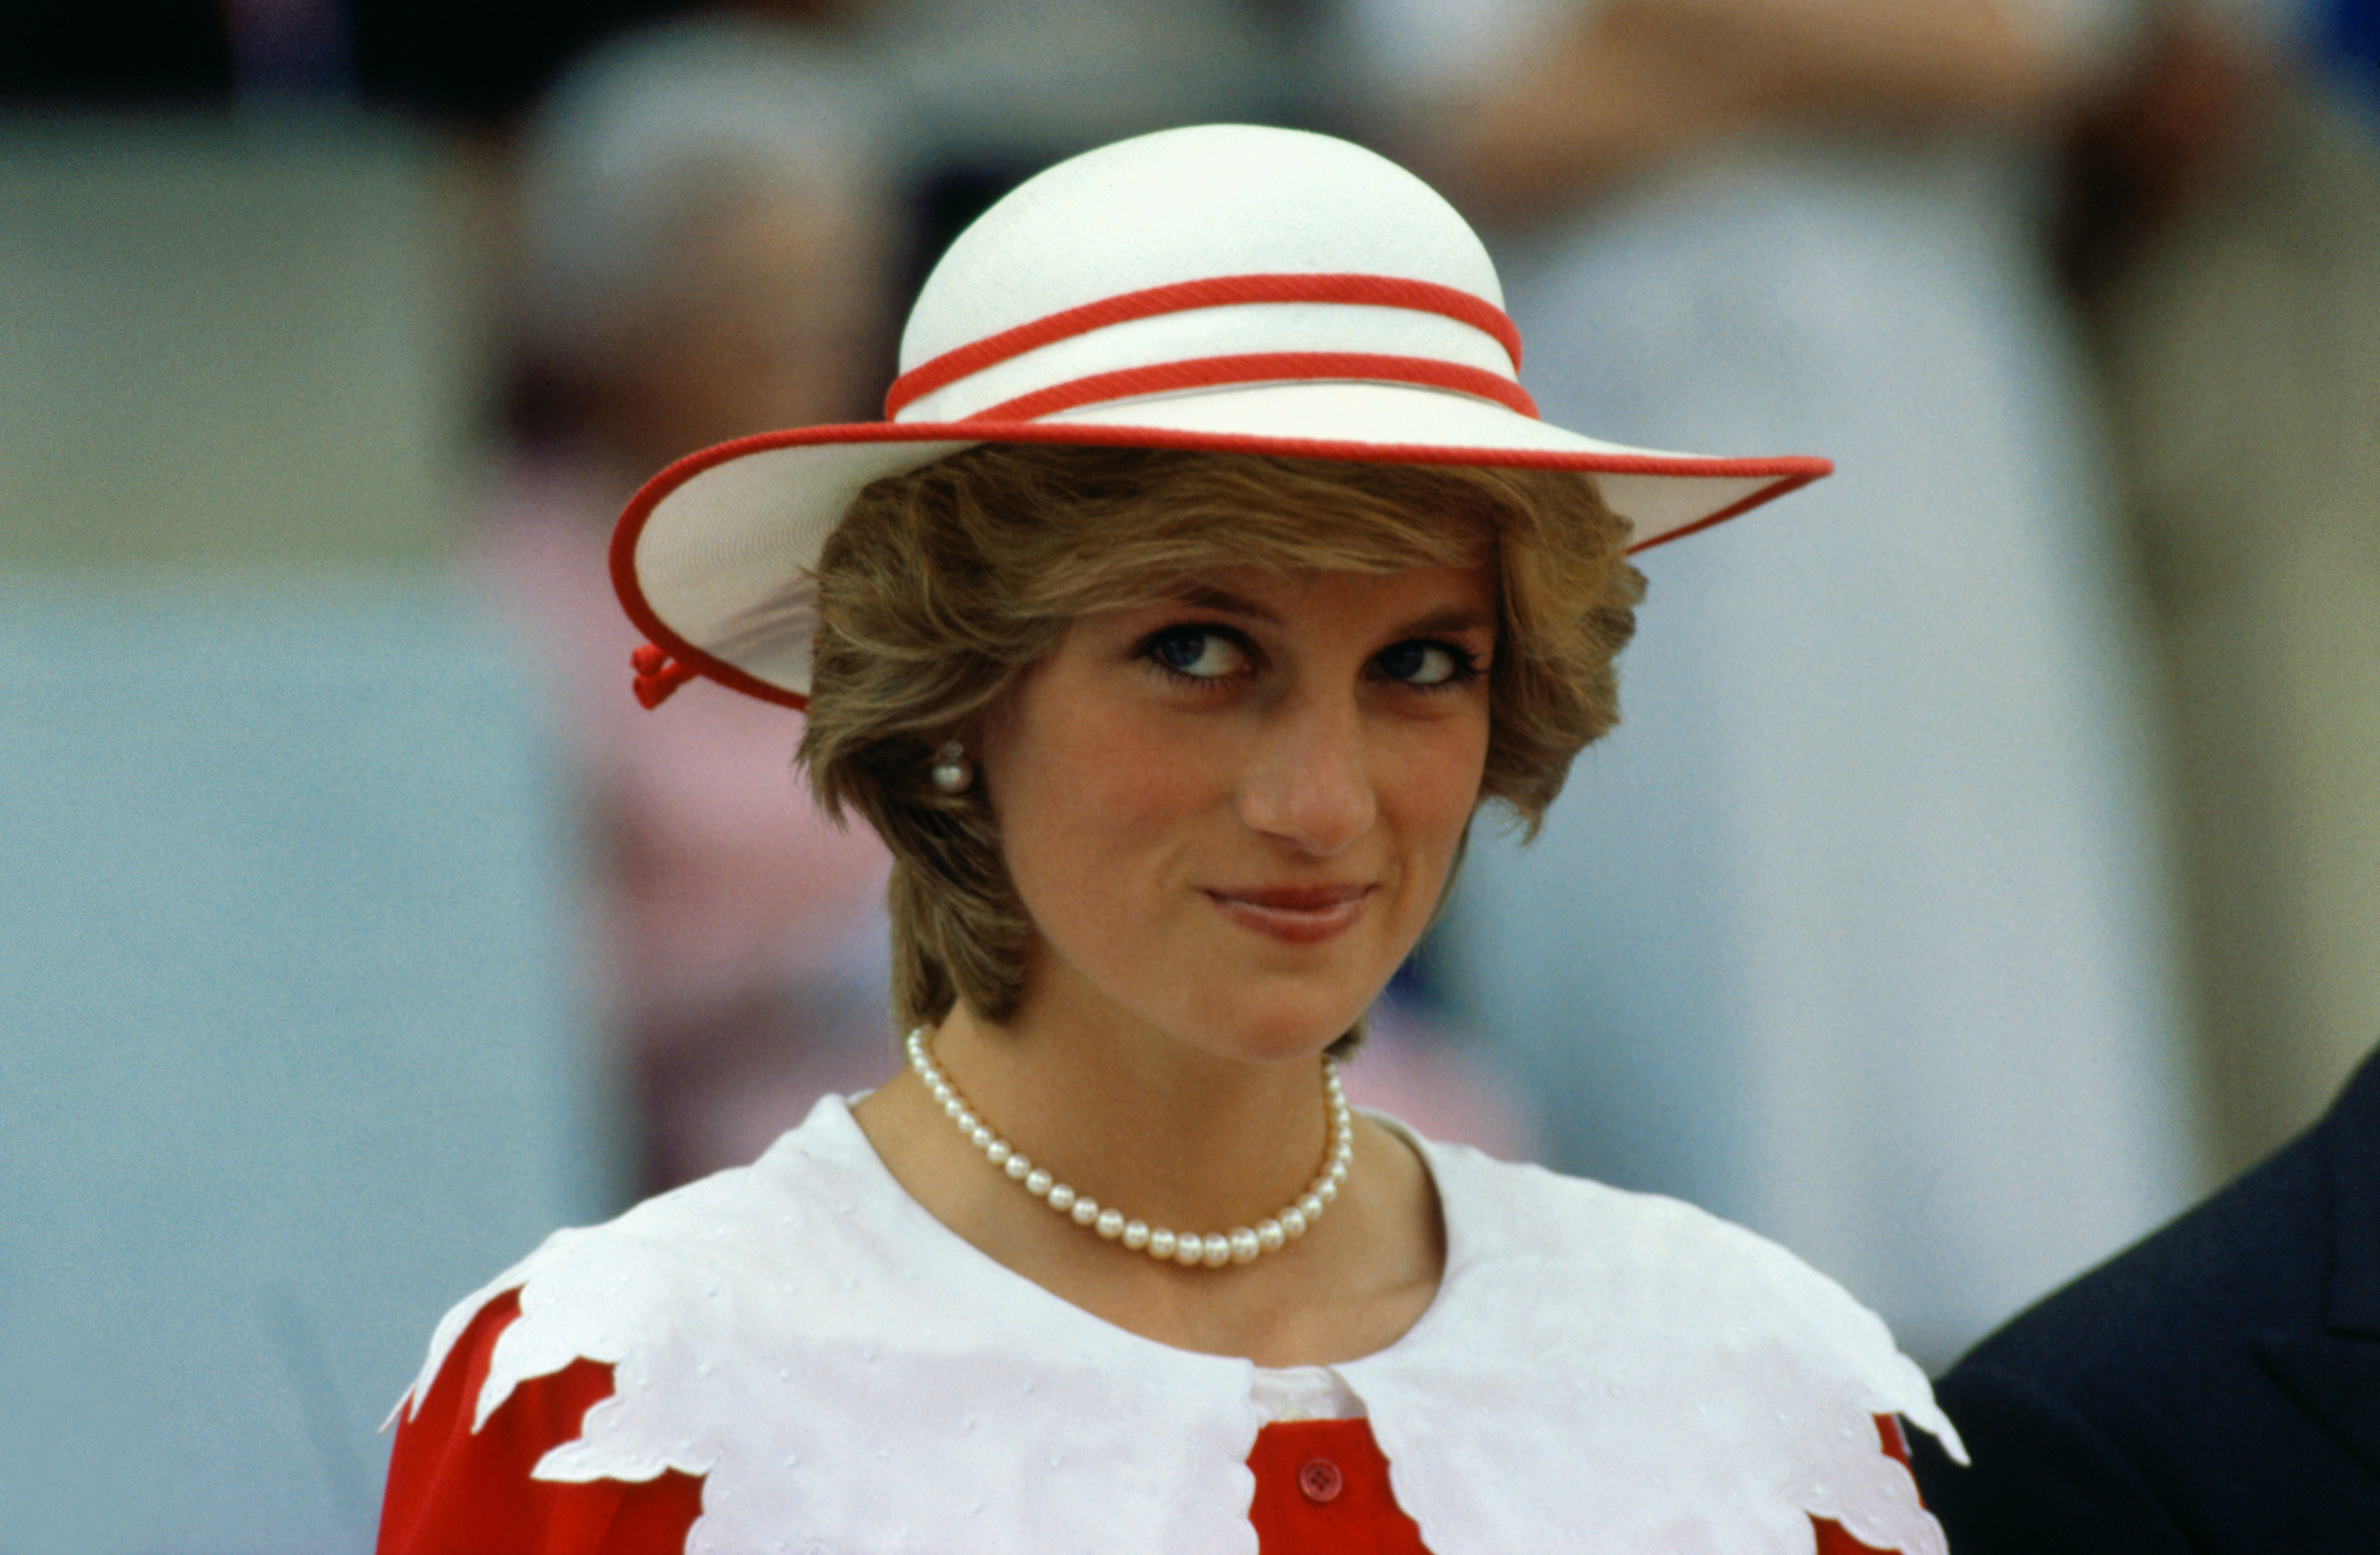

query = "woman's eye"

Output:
[[1148, 626, 1248, 681], [1376, 640, 1474, 687]]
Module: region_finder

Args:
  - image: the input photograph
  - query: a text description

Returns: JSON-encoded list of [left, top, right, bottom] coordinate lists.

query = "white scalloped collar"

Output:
[[400, 1098, 1962, 1553]]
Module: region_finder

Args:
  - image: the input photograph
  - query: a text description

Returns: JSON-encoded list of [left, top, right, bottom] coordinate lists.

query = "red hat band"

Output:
[[884, 272, 1537, 425]]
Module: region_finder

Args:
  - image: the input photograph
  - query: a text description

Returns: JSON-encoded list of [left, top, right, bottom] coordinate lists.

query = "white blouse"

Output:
[[397, 1098, 1962, 1553]]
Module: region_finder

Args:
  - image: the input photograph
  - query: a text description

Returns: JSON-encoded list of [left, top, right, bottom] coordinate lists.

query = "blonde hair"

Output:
[[798, 444, 1643, 1034]]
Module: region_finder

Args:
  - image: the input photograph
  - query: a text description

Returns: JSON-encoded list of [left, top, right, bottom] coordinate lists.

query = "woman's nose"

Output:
[[1235, 696, 1376, 855]]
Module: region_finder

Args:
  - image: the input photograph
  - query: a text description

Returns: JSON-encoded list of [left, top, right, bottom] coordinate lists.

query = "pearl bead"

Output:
[[985, 1140, 1011, 1166], [969, 1125, 994, 1149], [1228, 1228, 1261, 1264], [1280, 1208, 1308, 1239], [956, 1110, 979, 1134], [1004, 1155, 1032, 1181], [1097, 1209, 1126, 1239], [1071, 1198, 1101, 1226], [1025, 1168, 1054, 1197], [1316, 1178, 1339, 1204], [1147, 1228, 1177, 1260], [1299, 1193, 1324, 1221], [1176, 1236, 1209, 1268], [1046, 1184, 1075, 1212], [1122, 1220, 1150, 1249], [943, 1096, 965, 1120], [1256, 1219, 1285, 1252]]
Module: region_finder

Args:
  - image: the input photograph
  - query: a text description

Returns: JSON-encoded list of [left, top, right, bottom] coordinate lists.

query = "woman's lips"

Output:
[[1204, 886, 1374, 945]]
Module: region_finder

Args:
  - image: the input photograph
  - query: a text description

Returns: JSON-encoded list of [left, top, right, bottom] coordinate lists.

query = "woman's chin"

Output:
[[1177, 988, 1377, 1068]]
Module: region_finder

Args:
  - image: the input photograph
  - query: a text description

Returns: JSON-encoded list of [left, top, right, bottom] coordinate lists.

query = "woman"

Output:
[[377, 124, 1961, 1553]]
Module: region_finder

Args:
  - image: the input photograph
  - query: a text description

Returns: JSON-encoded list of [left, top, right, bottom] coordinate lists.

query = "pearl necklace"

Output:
[[904, 1027, 1353, 1268]]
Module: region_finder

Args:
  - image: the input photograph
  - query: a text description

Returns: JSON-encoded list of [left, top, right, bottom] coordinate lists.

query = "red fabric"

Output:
[[966, 350, 1540, 424], [884, 272, 1526, 418], [378, 1296, 1919, 1554], [376, 1291, 704, 1555], [1248, 1416, 1432, 1553], [627, 645, 697, 710]]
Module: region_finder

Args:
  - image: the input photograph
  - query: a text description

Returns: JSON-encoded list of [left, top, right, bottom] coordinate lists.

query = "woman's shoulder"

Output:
[[1425, 1136, 1952, 1404], [390, 1098, 873, 1438], [1346, 1128, 1965, 1555], [1428, 1136, 1906, 1327], [386, 1096, 1277, 1551]]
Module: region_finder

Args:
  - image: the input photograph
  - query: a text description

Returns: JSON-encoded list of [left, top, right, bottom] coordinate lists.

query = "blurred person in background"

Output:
[[483, 15, 907, 1190], [2052, 0, 2380, 1186], [1342, 0, 2205, 1366], [1903, 6, 2380, 1543]]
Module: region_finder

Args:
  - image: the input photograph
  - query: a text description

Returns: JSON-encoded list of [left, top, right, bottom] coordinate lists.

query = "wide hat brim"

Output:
[[614, 381, 1828, 711], [613, 124, 1832, 711]]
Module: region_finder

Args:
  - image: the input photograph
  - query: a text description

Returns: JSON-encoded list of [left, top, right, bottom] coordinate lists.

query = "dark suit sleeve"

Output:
[[1911, 1362, 2196, 1555]]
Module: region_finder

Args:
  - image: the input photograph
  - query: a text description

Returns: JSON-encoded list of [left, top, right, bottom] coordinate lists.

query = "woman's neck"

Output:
[[928, 1000, 1336, 1236], [848, 1003, 1446, 1367]]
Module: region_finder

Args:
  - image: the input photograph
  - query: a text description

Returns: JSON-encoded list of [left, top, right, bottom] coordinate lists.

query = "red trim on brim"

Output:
[[971, 353, 1538, 422], [610, 417, 1833, 712], [885, 272, 1525, 418], [1628, 466, 1830, 554]]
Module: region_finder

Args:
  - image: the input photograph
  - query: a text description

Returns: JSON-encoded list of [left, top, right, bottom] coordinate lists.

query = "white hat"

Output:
[[614, 123, 1829, 710]]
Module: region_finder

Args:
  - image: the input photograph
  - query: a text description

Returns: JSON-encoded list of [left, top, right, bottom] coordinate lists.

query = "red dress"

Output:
[[380, 1291, 1914, 1554]]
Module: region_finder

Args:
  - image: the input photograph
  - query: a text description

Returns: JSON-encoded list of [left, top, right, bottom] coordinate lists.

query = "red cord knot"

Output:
[[630, 644, 699, 709]]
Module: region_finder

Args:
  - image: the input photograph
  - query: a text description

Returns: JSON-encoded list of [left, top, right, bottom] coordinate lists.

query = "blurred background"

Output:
[[2, 1, 2372, 1548]]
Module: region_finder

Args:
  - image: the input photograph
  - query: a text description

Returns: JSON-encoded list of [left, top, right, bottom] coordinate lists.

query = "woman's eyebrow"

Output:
[[1393, 608, 1496, 639], [1166, 583, 1282, 624], [1158, 587, 1495, 641]]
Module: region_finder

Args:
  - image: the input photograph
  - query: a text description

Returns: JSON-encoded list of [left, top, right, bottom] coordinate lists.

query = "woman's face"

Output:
[[981, 560, 1496, 1068]]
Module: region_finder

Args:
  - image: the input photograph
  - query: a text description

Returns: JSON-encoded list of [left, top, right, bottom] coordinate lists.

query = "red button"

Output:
[[1298, 1457, 1343, 1503]]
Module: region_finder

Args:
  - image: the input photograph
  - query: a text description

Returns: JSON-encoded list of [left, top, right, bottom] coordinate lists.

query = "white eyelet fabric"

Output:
[[397, 1098, 1961, 1554]]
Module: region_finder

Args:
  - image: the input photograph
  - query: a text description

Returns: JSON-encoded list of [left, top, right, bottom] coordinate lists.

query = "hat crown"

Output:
[[903, 126, 1504, 365], [890, 125, 1517, 424]]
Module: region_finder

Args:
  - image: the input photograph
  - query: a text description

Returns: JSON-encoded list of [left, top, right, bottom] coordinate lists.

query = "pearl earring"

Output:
[[930, 739, 973, 794]]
